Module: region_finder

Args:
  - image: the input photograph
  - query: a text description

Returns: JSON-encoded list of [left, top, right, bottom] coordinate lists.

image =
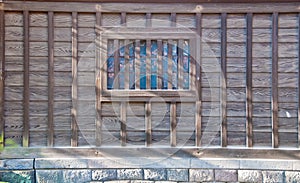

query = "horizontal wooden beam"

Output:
[[1, 147, 300, 159], [2, 2, 300, 13]]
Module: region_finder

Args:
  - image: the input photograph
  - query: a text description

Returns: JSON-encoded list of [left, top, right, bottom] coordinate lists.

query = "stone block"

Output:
[[240, 159, 293, 170], [36, 170, 63, 183], [285, 171, 300, 183], [35, 158, 88, 169], [0, 159, 33, 170], [190, 158, 239, 169], [92, 169, 117, 181], [215, 169, 237, 182], [117, 169, 143, 180], [62, 169, 91, 183], [144, 169, 167, 181], [167, 169, 188, 182], [262, 171, 284, 183], [0, 170, 34, 183], [238, 170, 262, 183], [189, 169, 214, 182]]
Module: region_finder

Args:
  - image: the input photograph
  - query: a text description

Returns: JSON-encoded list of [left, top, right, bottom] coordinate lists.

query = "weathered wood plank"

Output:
[[278, 28, 298, 43], [298, 12, 300, 148], [253, 73, 271, 87], [5, 42, 24, 56], [253, 88, 271, 102], [5, 57, 23, 71], [145, 102, 151, 146], [195, 13, 201, 147], [54, 27, 72, 42], [78, 13, 96, 28], [48, 11, 54, 147], [202, 28, 220, 43], [253, 131, 272, 147], [29, 42, 48, 57], [23, 10, 30, 147], [54, 130, 71, 147], [5, 86, 23, 101], [0, 10, 4, 148], [227, 131, 246, 146], [227, 28, 246, 42], [252, 43, 272, 58], [120, 102, 127, 146], [71, 12, 78, 147], [252, 28, 272, 42], [177, 14, 195, 28], [78, 28, 96, 42], [278, 58, 298, 73], [30, 13, 47, 27], [29, 27, 47, 41], [227, 14, 246, 28], [227, 43, 246, 58], [278, 13, 298, 28], [54, 72, 72, 86], [253, 14, 272, 28], [279, 132, 298, 147], [170, 102, 176, 147], [54, 13, 72, 27], [29, 72, 48, 87], [5, 27, 23, 41], [278, 73, 297, 88], [29, 57, 48, 71], [202, 14, 220, 28], [272, 12, 279, 148], [227, 73, 246, 87], [221, 13, 227, 147], [253, 102, 271, 117], [127, 13, 146, 27], [54, 42, 72, 57]]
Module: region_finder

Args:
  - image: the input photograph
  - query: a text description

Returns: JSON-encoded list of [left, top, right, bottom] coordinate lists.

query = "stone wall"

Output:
[[1, 158, 300, 182]]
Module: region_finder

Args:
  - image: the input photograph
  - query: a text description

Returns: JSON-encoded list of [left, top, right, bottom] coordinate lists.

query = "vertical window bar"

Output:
[[135, 40, 140, 90], [157, 40, 163, 89], [146, 39, 151, 89], [23, 10, 30, 147], [140, 40, 146, 89], [129, 41, 135, 89], [168, 40, 173, 90], [119, 40, 125, 89], [48, 11, 54, 147], [183, 40, 190, 89], [124, 40, 130, 90], [221, 13, 227, 147], [272, 12, 279, 148], [151, 41, 158, 89], [0, 10, 4, 148], [71, 12, 78, 147], [178, 40, 184, 90], [246, 12, 253, 148], [114, 39, 120, 89]]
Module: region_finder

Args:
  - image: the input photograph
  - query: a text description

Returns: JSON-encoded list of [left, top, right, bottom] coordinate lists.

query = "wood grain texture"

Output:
[[48, 11, 54, 147], [0, 10, 4, 148], [272, 12, 279, 148], [298, 12, 300, 148], [54, 13, 72, 27], [23, 10, 30, 147], [5, 27, 23, 41], [221, 13, 227, 147]]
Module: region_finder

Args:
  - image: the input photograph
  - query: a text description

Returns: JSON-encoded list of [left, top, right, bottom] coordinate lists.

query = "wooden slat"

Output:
[[272, 12, 279, 148], [120, 102, 127, 146], [246, 13, 253, 148], [170, 102, 177, 147], [298, 12, 300, 148], [221, 12, 227, 147], [0, 10, 4, 148], [113, 39, 120, 89], [195, 13, 202, 147], [146, 39, 151, 89], [71, 12, 78, 147], [157, 40, 163, 89], [23, 10, 30, 147], [135, 40, 140, 89], [96, 11, 102, 146], [145, 102, 151, 146], [168, 40, 173, 89], [47, 11, 54, 147]]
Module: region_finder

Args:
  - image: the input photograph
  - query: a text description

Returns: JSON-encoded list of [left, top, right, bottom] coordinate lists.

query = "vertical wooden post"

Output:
[[48, 11, 54, 147], [124, 40, 130, 90], [135, 40, 140, 89], [120, 102, 127, 146], [170, 102, 177, 147], [298, 13, 300, 148], [246, 13, 253, 148], [71, 12, 78, 147], [23, 10, 30, 147], [272, 12, 279, 148], [145, 102, 152, 146], [195, 13, 202, 147], [96, 11, 102, 146], [221, 13, 227, 147], [157, 40, 163, 89], [0, 10, 5, 148]]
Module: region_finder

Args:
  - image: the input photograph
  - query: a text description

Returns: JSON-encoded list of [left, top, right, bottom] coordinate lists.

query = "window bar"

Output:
[[135, 40, 140, 89], [71, 12, 78, 147], [48, 11, 54, 147], [178, 39, 184, 90], [114, 39, 120, 89], [145, 102, 152, 146], [170, 102, 177, 147], [119, 40, 125, 89], [183, 41, 190, 89], [190, 40, 196, 91], [168, 40, 173, 90], [120, 102, 127, 146], [221, 13, 227, 147], [124, 40, 130, 90], [157, 40, 163, 89], [272, 12, 279, 148], [298, 12, 300, 148], [23, 10, 30, 147], [146, 39, 151, 89], [246, 12, 253, 148], [96, 11, 102, 146], [0, 10, 4, 148], [195, 13, 202, 147]]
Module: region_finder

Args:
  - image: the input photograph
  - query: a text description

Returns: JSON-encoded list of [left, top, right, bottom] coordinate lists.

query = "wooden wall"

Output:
[[1, 1, 300, 149]]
